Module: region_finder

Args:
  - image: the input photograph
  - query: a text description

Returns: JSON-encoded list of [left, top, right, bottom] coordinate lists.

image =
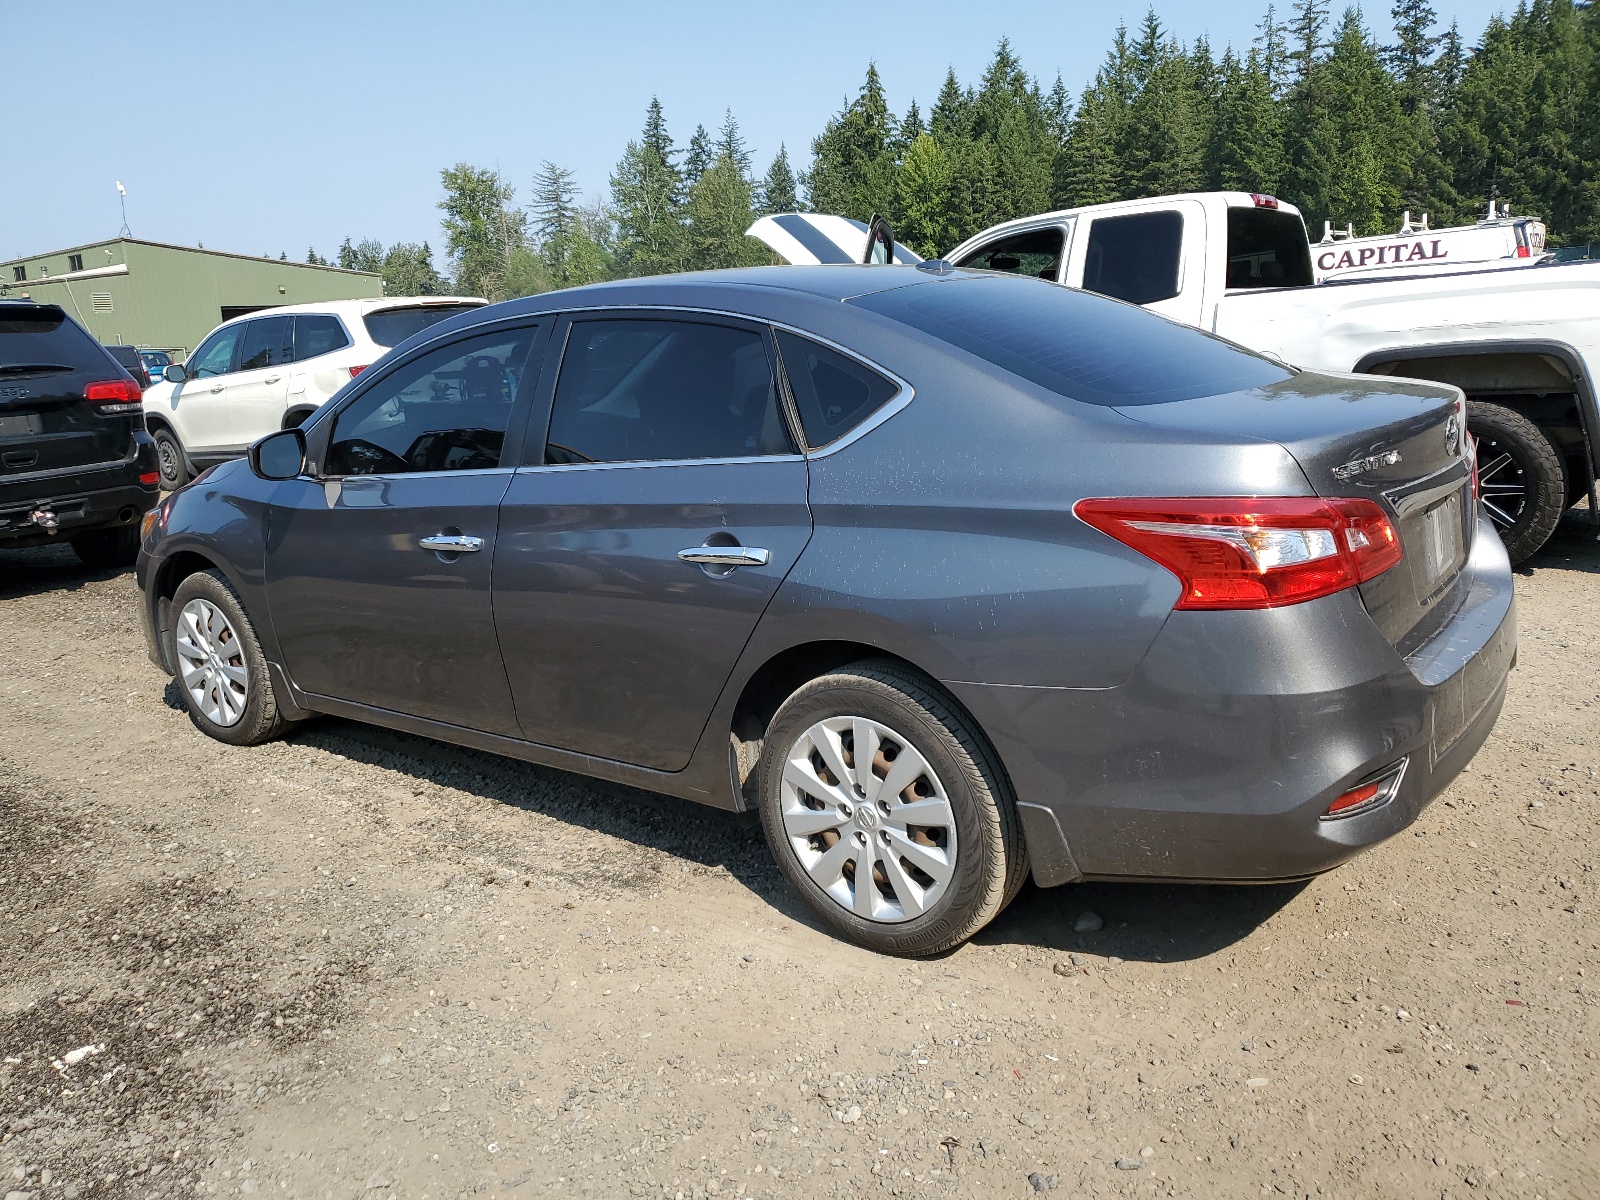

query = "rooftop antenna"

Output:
[[116, 181, 131, 237]]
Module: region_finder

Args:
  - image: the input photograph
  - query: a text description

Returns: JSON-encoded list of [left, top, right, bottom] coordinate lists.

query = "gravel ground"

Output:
[[1, 518, 1596, 1200]]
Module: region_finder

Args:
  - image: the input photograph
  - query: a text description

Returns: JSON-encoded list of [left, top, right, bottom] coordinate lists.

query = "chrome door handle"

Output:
[[420, 534, 484, 553], [677, 544, 771, 567]]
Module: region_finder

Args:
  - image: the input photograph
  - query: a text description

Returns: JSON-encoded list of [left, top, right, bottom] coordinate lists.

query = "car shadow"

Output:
[[0, 543, 131, 599], [274, 718, 1298, 962]]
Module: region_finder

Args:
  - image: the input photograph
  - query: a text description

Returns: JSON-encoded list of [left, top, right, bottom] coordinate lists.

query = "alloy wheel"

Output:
[[175, 596, 249, 726], [1474, 432, 1530, 533], [779, 716, 957, 923]]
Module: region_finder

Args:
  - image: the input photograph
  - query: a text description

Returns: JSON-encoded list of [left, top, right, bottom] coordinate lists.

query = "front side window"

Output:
[[956, 228, 1065, 281], [1082, 210, 1184, 305], [325, 327, 541, 476], [542, 319, 793, 465], [775, 330, 899, 448], [188, 324, 245, 378], [1226, 208, 1314, 288], [238, 316, 293, 371], [292, 314, 352, 363]]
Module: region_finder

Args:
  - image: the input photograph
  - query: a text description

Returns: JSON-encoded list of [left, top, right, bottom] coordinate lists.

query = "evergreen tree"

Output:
[[381, 242, 446, 295], [1255, 3, 1290, 95], [1386, 0, 1442, 109], [715, 109, 754, 178], [760, 145, 798, 214], [895, 133, 955, 256], [684, 124, 713, 188], [530, 161, 580, 245], [1120, 13, 1209, 196], [1210, 49, 1286, 193], [805, 64, 897, 220], [684, 154, 766, 270], [609, 98, 685, 276], [1288, 0, 1331, 82]]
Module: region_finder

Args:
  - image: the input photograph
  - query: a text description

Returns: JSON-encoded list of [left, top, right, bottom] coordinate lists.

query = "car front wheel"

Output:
[[755, 661, 1026, 957], [167, 570, 293, 746]]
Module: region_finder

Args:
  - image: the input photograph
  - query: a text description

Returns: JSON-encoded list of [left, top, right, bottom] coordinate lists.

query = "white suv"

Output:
[[142, 296, 484, 487]]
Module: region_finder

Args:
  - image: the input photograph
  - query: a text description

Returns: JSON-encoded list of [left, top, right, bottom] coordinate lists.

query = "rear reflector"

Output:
[[1075, 496, 1403, 609], [83, 378, 143, 412], [1324, 759, 1408, 819], [138, 471, 160, 487]]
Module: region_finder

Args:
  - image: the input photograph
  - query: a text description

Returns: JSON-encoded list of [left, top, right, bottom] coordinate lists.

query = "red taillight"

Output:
[[83, 378, 143, 415], [1250, 193, 1280, 209], [348, 364, 369, 378], [1074, 496, 1403, 610]]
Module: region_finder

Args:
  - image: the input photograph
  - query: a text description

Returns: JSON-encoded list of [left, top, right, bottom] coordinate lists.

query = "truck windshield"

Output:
[[1226, 208, 1314, 288], [849, 276, 1290, 407]]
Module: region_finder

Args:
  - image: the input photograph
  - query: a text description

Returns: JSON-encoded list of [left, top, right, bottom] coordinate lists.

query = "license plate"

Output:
[[0, 413, 42, 438], [1421, 492, 1463, 586]]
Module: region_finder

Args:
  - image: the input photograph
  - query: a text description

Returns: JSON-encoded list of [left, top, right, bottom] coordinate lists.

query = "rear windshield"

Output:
[[1227, 208, 1315, 288], [363, 304, 481, 348], [0, 306, 114, 374], [849, 276, 1290, 406]]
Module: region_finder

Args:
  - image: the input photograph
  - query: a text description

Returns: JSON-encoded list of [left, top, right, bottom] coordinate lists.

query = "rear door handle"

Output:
[[677, 544, 771, 567], [264, 375, 280, 384], [209, 384, 225, 394], [420, 534, 483, 553]]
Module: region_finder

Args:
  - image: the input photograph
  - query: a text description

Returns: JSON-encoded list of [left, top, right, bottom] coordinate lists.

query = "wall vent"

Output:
[[91, 292, 113, 313]]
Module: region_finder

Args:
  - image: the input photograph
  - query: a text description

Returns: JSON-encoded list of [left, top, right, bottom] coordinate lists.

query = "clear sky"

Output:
[[3, 0, 1511, 262]]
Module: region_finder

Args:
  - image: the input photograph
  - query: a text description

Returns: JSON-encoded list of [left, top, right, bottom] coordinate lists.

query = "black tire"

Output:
[[69, 525, 140, 569], [153, 425, 189, 490], [167, 569, 293, 746], [755, 660, 1026, 957], [1469, 400, 1564, 565]]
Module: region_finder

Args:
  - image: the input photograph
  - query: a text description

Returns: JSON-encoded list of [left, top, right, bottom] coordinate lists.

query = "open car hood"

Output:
[[746, 213, 923, 266]]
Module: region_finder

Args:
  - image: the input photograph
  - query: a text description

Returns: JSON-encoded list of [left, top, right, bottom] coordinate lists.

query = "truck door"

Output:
[[1065, 200, 1207, 326]]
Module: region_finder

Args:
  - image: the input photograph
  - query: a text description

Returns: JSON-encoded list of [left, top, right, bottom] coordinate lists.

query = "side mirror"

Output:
[[163, 363, 188, 384], [249, 428, 306, 481]]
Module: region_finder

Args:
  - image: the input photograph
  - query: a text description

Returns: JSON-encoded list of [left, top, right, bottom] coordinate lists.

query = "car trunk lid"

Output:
[[1115, 371, 1474, 647]]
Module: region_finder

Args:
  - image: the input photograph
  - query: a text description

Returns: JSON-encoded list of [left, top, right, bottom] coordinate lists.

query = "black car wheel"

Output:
[[153, 426, 190, 490], [1468, 401, 1564, 565], [167, 570, 294, 746], [69, 525, 140, 569], [755, 660, 1027, 957]]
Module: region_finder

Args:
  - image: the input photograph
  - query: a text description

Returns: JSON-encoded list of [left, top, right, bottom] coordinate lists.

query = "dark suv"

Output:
[[1, 301, 160, 567]]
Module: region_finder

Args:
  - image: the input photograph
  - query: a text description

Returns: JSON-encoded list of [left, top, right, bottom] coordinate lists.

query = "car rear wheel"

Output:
[[168, 570, 292, 746], [153, 426, 189, 490], [70, 525, 140, 569], [755, 661, 1026, 957], [1468, 400, 1564, 565]]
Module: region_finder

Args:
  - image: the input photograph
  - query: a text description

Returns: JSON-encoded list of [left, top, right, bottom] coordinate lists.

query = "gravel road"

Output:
[[1, 519, 1596, 1200]]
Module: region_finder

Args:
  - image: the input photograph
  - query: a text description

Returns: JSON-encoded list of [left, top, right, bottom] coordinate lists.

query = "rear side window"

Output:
[[364, 305, 481, 348], [1227, 208, 1314, 288], [0, 307, 113, 373], [238, 316, 293, 370], [1082, 210, 1184, 305], [774, 330, 899, 448], [543, 319, 794, 465], [292, 314, 351, 362], [849, 276, 1290, 407], [955, 228, 1065, 281]]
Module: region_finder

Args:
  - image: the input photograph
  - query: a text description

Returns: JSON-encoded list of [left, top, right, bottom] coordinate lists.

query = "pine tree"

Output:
[[1210, 48, 1286, 193], [1386, 0, 1442, 110], [1120, 16, 1208, 197], [1255, 4, 1290, 95], [1288, 0, 1331, 82], [930, 68, 973, 142], [805, 64, 897, 220], [715, 109, 754, 178], [381, 242, 446, 296], [760, 145, 798, 214], [895, 134, 955, 256], [609, 99, 685, 277], [530, 161, 579, 245], [684, 154, 766, 270]]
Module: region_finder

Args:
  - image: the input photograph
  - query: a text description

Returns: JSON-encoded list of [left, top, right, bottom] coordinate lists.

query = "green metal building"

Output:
[[0, 239, 381, 360]]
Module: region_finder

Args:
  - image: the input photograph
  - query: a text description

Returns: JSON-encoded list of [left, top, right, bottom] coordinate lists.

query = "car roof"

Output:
[[209, 295, 487, 326]]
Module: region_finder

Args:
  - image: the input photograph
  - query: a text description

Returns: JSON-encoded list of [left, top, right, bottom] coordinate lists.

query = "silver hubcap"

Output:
[[780, 716, 957, 924], [175, 597, 249, 727]]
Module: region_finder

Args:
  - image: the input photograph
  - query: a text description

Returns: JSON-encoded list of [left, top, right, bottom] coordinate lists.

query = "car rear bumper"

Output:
[[950, 514, 1516, 885], [0, 438, 159, 547]]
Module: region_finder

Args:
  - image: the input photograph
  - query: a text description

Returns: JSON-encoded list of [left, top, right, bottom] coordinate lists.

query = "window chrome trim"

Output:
[[516, 454, 806, 475], [547, 303, 915, 460]]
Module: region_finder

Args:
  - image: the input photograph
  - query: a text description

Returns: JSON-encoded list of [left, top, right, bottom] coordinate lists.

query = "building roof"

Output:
[[1, 237, 378, 276]]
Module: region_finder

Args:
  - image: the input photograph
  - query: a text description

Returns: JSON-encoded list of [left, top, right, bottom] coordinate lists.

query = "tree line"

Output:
[[318, 0, 1599, 298]]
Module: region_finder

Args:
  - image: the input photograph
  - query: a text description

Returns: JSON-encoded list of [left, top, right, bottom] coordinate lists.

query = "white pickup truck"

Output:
[[750, 194, 1600, 564]]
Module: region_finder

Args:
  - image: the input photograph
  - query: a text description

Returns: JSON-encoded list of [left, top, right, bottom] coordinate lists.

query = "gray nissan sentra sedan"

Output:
[[136, 265, 1515, 956]]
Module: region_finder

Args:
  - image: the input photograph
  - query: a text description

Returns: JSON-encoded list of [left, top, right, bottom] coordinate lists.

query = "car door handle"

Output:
[[264, 375, 280, 384], [420, 534, 484, 553], [677, 544, 771, 567], [209, 384, 224, 394]]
